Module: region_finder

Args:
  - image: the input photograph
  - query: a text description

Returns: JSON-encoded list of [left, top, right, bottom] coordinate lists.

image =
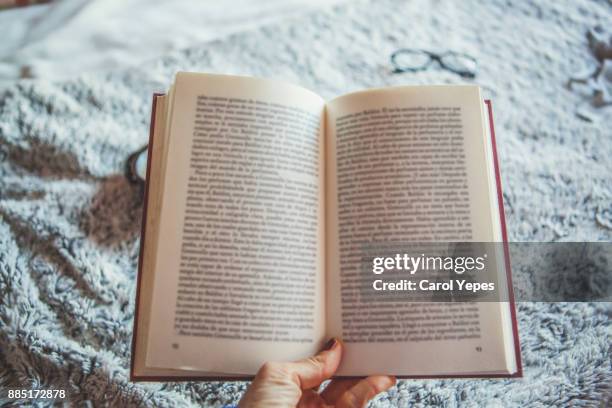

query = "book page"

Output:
[[324, 86, 515, 376], [144, 73, 327, 375]]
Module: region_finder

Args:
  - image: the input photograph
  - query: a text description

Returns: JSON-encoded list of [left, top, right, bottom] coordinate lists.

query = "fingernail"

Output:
[[322, 338, 338, 351]]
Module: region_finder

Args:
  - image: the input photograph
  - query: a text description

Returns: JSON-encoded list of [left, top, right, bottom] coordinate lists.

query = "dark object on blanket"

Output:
[[567, 25, 612, 107], [0, 0, 51, 10], [126, 145, 148, 183]]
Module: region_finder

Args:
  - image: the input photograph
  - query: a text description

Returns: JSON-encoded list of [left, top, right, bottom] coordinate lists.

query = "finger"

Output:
[[320, 379, 361, 404], [285, 338, 343, 390], [336, 376, 396, 408], [297, 389, 328, 408]]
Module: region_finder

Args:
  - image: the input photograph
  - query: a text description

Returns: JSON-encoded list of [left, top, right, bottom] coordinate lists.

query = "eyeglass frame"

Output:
[[390, 48, 477, 78]]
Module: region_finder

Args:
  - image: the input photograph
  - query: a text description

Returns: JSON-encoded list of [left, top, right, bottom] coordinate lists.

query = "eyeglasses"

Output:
[[390, 49, 477, 78]]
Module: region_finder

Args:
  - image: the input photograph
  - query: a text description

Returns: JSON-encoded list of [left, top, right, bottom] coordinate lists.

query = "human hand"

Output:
[[238, 338, 396, 407]]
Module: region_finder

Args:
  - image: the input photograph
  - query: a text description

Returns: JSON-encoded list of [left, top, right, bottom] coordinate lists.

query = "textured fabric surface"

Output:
[[0, 0, 610, 406]]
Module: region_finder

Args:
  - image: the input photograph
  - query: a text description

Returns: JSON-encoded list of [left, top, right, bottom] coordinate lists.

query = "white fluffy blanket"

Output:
[[0, 0, 610, 406]]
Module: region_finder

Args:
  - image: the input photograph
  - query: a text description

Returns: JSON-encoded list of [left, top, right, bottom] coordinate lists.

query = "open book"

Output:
[[130, 73, 522, 380]]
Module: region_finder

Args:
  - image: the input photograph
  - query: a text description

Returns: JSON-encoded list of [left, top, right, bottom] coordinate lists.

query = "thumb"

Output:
[[286, 338, 343, 390]]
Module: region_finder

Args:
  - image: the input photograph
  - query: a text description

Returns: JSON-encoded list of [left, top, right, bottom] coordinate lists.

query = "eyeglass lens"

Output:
[[392, 49, 433, 71], [438, 52, 477, 77]]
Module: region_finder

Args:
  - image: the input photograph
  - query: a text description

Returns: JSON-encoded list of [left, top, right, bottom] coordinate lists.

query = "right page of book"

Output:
[[324, 85, 516, 376]]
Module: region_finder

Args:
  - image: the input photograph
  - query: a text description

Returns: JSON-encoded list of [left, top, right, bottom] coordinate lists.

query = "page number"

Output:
[[475, 346, 482, 352], [172, 343, 179, 350]]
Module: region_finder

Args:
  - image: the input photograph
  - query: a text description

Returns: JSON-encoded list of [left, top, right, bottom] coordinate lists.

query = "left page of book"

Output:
[[143, 73, 327, 375]]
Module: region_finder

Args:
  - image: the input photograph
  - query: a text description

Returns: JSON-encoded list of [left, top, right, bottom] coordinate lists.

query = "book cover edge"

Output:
[[130, 92, 165, 382], [485, 99, 523, 378]]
